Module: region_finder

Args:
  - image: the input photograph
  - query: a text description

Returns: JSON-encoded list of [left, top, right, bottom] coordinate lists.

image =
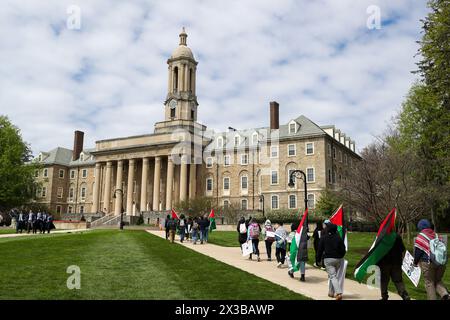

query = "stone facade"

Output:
[[32, 29, 361, 217]]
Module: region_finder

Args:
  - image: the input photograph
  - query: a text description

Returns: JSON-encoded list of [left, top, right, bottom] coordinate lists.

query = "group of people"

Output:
[[237, 216, 449, 301], [12, 209, 55, 234], [164, 214, 211, 244]]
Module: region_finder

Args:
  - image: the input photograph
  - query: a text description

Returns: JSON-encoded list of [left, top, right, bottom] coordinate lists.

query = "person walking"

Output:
[[262, 220, 275, 261], [312, 221, 324, 268], [203, 214, 210, 243], [247, 218, 261, 262], [16, 211, 24, 234], [28, 210, 35, 234], [237, 216, 248, 250], [414, 219, 449, 300], [168, 217, 177, 243], [186, 217, 193, 242], [192, 217, 200, 244], [377, 232, 410, 300], [316, 222, 346, 300], [275, 222, 288, 268], [177, 214, 187, 243], [164, 214, 171, 240], [198, 216, 208, 244]]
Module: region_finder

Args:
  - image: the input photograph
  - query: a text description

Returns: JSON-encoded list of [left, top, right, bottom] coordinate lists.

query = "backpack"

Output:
[[239, 223, 247, 234], [249, 223, 260, 239], [179, 219, 185, 227], [265, 225, 275, 242], [421, 232, 448, 266]]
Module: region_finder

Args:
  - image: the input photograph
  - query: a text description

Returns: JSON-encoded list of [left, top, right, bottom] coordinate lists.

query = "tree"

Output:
[[174, 196, 213, 217], [0, 116, 39, 209], [315, 189, 342, 217]]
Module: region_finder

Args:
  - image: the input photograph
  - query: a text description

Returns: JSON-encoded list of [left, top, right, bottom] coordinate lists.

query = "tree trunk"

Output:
[[431, 206, 436, 232], [406, 222, 411, 247]]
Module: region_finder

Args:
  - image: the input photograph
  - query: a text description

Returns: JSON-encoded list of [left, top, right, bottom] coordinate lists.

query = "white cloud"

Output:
[[0, 0, 429, 154]]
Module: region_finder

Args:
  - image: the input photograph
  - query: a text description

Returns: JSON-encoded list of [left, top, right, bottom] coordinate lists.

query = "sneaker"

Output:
[[277, 262, 282, 268], [257, 257, 261, 262], [313, 263, 319, 268], [288, 270, 294, 278], [441, 294, 449, 301], [248, 256, 252, 260], [328, 293, 335, 298], [321, 267, 326, 271], [335, 294, 343, 301], [300, 274, 305, 282]]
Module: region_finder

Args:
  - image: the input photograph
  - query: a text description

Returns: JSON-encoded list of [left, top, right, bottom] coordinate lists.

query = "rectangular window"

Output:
[[306, 167, 315, 182], [59, 169, 65, 178], [35, 170, 39, 178], [328, 144, 332, 157], [270, 146, 278, 158], [287, 169, 296, 188], [69, 188, 74, 200], [333, 147, 336, 159], [241, 199, 248, 210], [42, 187, 47, 197], [43, 169, 48, 178], [289, 123, 296, 134], [240, 153, 248, 165], [306, 142, 314, 155], [81, 187, 86, 200], [271, 170, 278, 185], [206, 178, 213, 192], [206, 157, 213, 168], [223, 177, 230, 190], [224, 155, 231, 166], [57, 187, 63, 199], [82, 169, 87, 178], [56, 205, 62, 214], [223, 200, 229, 209], [328, 169, 332, 184], [289, 195, 296, 209], [339, 151, 343, 162], [271, 195, 279, 209], [79, 206, 84, 214], [344, 154, 348, 165], [234, 136, 240, 146], [68, 206, 73, 214], [70, 170, 75, 179], [288, 144, 296, 156], [241, 176, 248, 190], [307, 194, 315, 209]]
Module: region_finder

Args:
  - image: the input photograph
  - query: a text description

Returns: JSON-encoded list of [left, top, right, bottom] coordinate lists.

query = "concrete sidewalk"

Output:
[[0, 229, 91, 239], [146, 230, 402, 300]]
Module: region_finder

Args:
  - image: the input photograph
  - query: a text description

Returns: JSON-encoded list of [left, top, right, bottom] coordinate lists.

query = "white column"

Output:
[[114, 160, 124, 216], [92, 163, 101, 213], [152, 156, 161, 211], [166, 156, 174, 210], [180, 154, 188, 202], [103, 161, 113, 213], [126, 159, 135, 215], [141, 157, 149, 212]]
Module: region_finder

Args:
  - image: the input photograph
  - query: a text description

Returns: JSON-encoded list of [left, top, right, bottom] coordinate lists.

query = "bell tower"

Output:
[[164, 27, 198, 122]]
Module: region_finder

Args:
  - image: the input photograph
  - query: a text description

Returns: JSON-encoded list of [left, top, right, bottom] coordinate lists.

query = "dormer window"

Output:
[[217, 137, 224, 149], [252, 132, 258, 145], [234, 135, 240, 147], [289, 121, 297, 134], [80, 153, 84, 161]]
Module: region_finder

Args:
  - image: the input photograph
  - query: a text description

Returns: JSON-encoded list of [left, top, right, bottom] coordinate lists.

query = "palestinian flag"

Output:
[[171, 208, 179, 219], [329, 204, 348, 250], [290, 208, 309, 272], [354, 208, 397, 282], [209, 209, 217, 233]]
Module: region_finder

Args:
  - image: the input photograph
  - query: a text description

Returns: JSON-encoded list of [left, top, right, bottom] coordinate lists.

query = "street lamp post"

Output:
[[112, 189, 124, 230], [259, 194, 265, 218], [288, 170, 308, 211]]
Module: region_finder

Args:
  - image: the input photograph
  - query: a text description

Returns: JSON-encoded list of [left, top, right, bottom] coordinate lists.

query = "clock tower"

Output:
[[164, 27, 198, 122]]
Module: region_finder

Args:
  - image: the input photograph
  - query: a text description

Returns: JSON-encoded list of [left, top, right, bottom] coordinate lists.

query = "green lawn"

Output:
[[208, 231, 450, 300], [0, 228, 15, 234], [0, 229, 308, 300]]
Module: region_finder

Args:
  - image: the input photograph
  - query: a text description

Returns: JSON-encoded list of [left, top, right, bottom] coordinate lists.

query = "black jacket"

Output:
[[378, 234, 405, 266], [316, 224, 346, 261]]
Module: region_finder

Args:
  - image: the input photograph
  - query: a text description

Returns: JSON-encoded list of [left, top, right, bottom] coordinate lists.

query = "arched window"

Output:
[[189, 68, 193, 92], [173, 67, 178, 92]]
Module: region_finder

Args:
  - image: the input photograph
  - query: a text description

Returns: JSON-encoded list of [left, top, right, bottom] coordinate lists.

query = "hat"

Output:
[[324, 219, 331, 225], [417, 219, 431, 231], [265, 219, 271, 225]]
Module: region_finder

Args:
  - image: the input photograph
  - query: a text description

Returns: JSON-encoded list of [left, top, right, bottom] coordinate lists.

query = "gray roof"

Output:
[[36, 147, 95, 167]]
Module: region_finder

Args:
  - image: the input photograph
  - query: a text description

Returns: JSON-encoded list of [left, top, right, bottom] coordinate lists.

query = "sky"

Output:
[[0, 0, 429, 155]]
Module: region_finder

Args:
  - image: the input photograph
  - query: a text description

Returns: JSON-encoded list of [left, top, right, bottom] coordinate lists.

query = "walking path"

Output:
[[146, 230, 402, 300], [0, 229, 91, 239]]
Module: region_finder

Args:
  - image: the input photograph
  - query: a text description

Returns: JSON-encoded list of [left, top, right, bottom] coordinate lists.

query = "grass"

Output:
[[0, 229, 308, 300], [0, 228, 16, 234], [208, 231, 450, 300]]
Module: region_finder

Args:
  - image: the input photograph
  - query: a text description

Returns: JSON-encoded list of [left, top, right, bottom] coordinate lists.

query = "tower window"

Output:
[[170, 106, 176, 118], [191, 109, 195, 120], [189, 68, 193, 92], [173, 67, 178, 92]]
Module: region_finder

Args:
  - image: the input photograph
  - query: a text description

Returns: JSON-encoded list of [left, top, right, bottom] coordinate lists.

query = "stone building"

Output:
[[32, 29, 361, 219]]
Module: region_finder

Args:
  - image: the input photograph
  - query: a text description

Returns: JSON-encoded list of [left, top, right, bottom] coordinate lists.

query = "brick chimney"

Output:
[[270, 101, 279, 130], [73, 130, 84, 161]]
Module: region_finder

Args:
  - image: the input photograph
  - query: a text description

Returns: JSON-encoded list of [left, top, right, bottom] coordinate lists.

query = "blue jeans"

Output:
[[192, 230, 198, 243], [203, 228, 209, 242], [179, 228, 185, 242]]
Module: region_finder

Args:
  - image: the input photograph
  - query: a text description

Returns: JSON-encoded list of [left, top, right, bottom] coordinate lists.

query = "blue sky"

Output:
[[0, 0, 429, 155]]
